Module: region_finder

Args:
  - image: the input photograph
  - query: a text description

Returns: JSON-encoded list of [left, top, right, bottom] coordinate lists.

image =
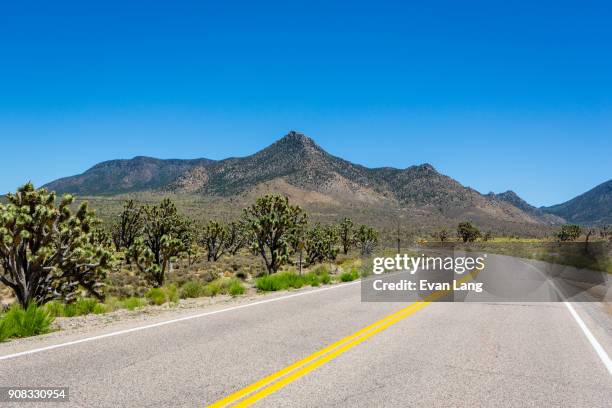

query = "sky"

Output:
[[0, 0, 610, 207]]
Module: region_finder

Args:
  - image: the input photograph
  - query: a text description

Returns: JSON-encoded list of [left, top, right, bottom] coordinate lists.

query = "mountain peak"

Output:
[[277, 131, 317, 148], [543, 179, 612, 224], [497, 190, 520, 200], [261, 131, 324, 159]]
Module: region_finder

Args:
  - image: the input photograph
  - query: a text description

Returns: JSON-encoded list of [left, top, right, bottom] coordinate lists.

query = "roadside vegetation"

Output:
[[0, 184, 379, 342], [2, 182, 608, 343], [0, 304, 54, 341], [424, 222, 612, 273]]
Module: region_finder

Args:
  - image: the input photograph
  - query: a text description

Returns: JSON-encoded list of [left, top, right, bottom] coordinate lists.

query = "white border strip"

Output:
[[563, 301, 612, 375], [0, 280, 360, 362], [519, 260, 612, 375]]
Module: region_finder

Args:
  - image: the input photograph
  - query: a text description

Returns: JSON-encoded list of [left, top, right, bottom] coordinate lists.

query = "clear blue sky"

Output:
[[1, 0, 610, 207]]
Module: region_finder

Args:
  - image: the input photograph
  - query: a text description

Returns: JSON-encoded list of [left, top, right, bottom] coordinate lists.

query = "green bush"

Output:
[[145, 288, 167, 306], [304, 272, 320, 287], [103, 297, 122, 312], [311, 265, 330, 275], [43, 301, 66, 318], [180, 281, 206, 299], [0, 317, 10, 342], [228, 279, 246, 296], [0, 304, 54, 340], [163, 284, 179, 304], [319, 271, 331, 284], [43, 298, 106, 318], [61, 298, 106, 317], [203, 282, 221, 297], [122, 297, 147, 311], [339, 267, 360, 282], [255, 271, 324, 292]]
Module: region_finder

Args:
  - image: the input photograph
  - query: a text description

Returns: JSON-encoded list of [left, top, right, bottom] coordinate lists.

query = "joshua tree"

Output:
[[557, 224, 581, 242], [129, 198, 188, 287], [338, 217, 355, 255], [437, 229, 449, 242], [111, 199, 143, 261], [304, 224, 339, 266], [226, 221, 248, 256], [355, 225, 379, 256], [243, 195, 307, 274], [0, 183, 112, 307], [180, 220, 200, 267], [457, 222, 481, 243], [201, 220, 229, 262]]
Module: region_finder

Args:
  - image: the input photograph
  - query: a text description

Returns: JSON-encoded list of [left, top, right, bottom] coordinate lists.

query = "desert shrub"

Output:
[[256, 272, 298, 291], [203, 282, 221, 297], [122, 297, 147, 311], [44, 298, 106, 317], [145, 288, 167, 305], [180, 281, 206, 299], [235, 269, 248, 280], [304, 272, 321, 287], [62, 298, 106, 317], [339, 267, 360, 282], [228, 279, 246, 296], [255, 271, 324, 292], [43, 301, 66, 318], [310, 265, 331, 284], [163, 284, 179, 304], [311, 264, 330, 275], [0, 317, 10, 342], [0, 304, 54, 339], [207, 277, 244, 296], [319, 271, 331, 284], [103, 297, 123, 312]]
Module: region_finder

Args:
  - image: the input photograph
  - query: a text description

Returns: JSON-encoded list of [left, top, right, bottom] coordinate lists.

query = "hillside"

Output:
[[44, 156, 215, 195], [487, 191, 564, 224], [43, 131, 563, 234], [542, 179, 612, 225]]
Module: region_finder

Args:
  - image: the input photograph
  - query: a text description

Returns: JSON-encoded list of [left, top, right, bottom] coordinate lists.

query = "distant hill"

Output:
[[486, 190, 564, 224], [44, 156, 214, 195], [43, 131, 565, 233], [542, 179, 612, 225]]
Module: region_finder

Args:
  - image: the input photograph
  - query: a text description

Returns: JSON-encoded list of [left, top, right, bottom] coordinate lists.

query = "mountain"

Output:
[[43, 131, 563, 232], [486, 191, 564, 224], [44, 156, 215, 195], [542, 179, 612, 225]]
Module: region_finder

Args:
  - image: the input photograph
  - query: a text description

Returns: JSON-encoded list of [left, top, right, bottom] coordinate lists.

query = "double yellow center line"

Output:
[[209, 268, 482, 407]]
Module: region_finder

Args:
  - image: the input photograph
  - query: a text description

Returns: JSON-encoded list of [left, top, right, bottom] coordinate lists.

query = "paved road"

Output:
[[0, 254, 611, 407]]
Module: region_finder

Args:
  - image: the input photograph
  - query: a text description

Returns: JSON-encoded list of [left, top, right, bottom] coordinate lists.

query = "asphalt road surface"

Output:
[[1, 254, 611, 407]]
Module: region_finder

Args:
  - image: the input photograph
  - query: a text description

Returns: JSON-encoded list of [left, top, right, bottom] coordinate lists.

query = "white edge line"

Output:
[[0, 280, 361, 362], [563, 301, 612, 375], [518, 259, 612, 375]]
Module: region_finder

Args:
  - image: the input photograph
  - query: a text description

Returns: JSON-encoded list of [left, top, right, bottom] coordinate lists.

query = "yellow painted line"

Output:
[[233, 301, 430, 407], [208, 301, 423, 408], [209, 266, 483, 407]]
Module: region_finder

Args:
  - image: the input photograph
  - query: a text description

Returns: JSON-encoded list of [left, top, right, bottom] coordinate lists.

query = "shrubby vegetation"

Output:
[[557, 224, 581, 242], [457, 222, 481, 243], [0, 183, 113, 308], [355, 225, 379, 255], [243, 194, 308, 274], [128, 198, 190, 287], [0, 184, 382, 341], [0, 304, 54, 340]]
